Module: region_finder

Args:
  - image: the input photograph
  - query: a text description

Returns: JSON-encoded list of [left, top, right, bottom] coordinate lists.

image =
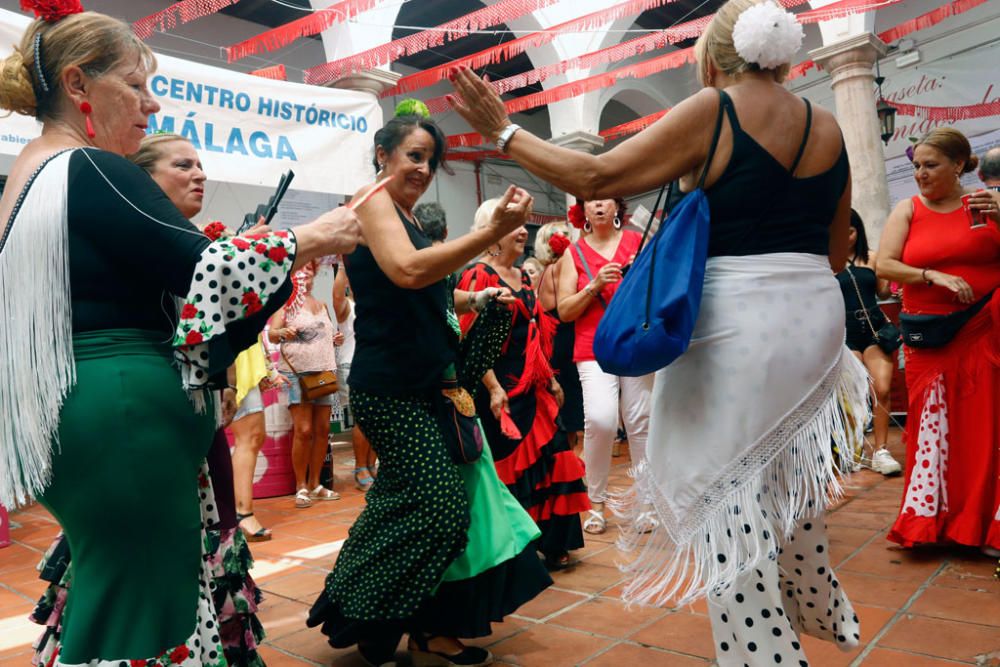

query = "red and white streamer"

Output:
[[249, 64, 287, 80], [381, 0, 689, 98], [133, 0, 242, 41], [599, 109, 669, 142], [891, 100, 1000, 122], [878, 0, 989, 44], [223, 0, 386, 63], [301, 0, 560, 83]]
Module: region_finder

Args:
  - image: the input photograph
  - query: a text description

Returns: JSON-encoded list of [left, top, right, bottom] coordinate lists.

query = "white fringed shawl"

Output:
[[614, 253, 869, 606], [0, 150, 75, 509]]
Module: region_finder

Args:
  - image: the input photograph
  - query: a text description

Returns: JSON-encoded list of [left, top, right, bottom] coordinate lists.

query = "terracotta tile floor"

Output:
[[2, 428, 999, 666]]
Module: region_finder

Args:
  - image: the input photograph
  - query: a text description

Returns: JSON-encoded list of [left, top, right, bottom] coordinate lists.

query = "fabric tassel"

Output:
[[610, 349, 869, 608], [0, 152, 76, 509], [499, 411, 523, 440]]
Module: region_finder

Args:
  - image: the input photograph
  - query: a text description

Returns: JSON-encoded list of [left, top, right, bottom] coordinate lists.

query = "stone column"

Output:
[[810, 33, 891, 244], [324, 68, 401, 97], [550, 130, 604, 210]]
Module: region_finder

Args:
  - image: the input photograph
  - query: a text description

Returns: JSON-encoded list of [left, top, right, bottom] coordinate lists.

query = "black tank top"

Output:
[[836, 263, 879, 312], [706, 91, 849, 257], [344, 206, 456, 396]]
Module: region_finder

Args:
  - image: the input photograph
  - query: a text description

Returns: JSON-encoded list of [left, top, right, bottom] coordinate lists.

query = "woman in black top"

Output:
[[307, 106, 548, 667], [448, 1, 871, 665], [835, 210, 901, 476], [0, 9, 358, 664]]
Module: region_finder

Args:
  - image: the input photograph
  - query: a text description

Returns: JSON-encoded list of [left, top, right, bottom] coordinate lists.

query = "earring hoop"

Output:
[[613, 215, 622, 230], [583, 221, 592, 233], [488, 244, 502, 257]]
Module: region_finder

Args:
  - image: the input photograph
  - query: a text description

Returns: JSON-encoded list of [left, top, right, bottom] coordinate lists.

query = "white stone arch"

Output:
[[312, 0, 402, 63]]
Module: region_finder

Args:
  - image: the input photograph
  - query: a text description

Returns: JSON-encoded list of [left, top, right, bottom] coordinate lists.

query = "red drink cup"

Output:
[[961, 193, 988, 228]]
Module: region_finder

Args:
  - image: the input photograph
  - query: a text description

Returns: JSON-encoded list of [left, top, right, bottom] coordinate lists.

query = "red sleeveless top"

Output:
[[570, 230, 642, 363], [901, 195, 1000, 316]]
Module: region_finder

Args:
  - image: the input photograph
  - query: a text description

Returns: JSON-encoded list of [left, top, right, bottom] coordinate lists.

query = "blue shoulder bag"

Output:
[[593, 92, 726, 377]]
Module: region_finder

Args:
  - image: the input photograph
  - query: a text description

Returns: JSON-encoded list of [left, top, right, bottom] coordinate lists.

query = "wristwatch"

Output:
[[496, 124, 521, 153]]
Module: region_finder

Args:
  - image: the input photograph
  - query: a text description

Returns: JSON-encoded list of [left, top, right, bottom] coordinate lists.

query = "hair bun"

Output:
[[394, 98, 430, 119], [965, 154, 980, 174], [0, 50, 38, 117]]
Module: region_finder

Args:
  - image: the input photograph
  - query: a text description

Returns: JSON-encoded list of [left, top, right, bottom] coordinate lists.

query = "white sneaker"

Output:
[[869, 447, 902, 476]]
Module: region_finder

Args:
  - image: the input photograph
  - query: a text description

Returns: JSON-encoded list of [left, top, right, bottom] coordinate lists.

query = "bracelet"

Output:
[[496, 124, 521, 153], [584, 283, 596, 298], [921, 268, 932, 285]]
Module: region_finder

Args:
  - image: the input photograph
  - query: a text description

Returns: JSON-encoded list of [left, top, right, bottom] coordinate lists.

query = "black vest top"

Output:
[[344, 206, 456, 397], [706, 91, 849, 257]]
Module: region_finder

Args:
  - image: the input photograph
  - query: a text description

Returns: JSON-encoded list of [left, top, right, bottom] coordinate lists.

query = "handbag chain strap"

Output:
[[844, 263, 880, 337]]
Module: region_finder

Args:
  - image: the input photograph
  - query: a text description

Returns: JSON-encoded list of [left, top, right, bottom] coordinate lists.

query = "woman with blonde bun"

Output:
[[0, 4, 359, 664], [449, 0, 869, 664]]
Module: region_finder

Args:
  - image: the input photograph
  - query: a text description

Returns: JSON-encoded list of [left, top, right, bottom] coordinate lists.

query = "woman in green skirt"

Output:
[[307, 103, 551, 667], [0, 7, 360, 665]]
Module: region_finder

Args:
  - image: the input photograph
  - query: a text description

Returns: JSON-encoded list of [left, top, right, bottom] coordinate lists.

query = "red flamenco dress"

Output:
[[459, 263, 590, 564], [889, 196, 1000, 550]]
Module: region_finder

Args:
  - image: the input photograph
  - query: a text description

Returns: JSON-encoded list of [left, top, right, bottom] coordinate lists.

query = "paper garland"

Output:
[[248, 64, 287, 80], [133, 0, 242, 40]]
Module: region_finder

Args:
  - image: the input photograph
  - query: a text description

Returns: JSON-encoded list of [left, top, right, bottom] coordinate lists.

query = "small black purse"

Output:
[[899, 290, 993, 348], [435, 379, 483, 465]]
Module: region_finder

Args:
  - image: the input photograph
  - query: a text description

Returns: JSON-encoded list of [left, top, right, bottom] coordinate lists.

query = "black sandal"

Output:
[[544, 552, 572, 571], [408, 634, 493, 667], [236, 512, 272, 542]]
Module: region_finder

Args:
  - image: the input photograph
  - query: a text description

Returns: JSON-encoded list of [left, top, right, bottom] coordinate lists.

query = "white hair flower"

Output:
[[732, 1, 804, 70]]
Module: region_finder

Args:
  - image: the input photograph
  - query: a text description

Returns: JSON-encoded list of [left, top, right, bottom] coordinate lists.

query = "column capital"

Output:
[[809, 33, 888, 75], [550, 130, 604, 154], [323, 69, 401, 96]]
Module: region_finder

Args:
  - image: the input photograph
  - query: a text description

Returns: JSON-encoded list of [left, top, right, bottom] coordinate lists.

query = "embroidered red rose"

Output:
[[231, 237, 250, 251], [21, 0, 84, 22], [245, 301, 263, 315], [268, 246, 288, 263], [254, 243, 267, 254], [247, 232, 267, 241], [169, 644, 190, 664], [242, 290, 261, 305], [185, 330, 203, 345], [197, 472, 209, 489], [567, 202, 586, 229], [202, 221, 227, 241], [275, 231, 289, 238], [129, 660, 146, 667], [548, 233, 570, 257], [180, 303, 198, 319]]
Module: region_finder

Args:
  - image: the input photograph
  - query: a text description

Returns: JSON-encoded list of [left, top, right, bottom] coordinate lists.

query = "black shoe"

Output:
[[409, 634, 494, 667]]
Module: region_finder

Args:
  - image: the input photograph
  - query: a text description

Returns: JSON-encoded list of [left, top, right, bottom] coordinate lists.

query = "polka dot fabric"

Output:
[[708, 517, 859, 667], [322, 390, 470, 621]]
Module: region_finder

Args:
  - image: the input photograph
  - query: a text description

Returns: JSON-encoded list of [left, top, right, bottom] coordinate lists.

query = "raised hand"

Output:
[[447, 66, 511, 143], [489, 185, 533, 237]]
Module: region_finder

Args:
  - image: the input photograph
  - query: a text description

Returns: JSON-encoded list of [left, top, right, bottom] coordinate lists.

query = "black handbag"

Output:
[[844, 265, 902, 354], [899, 290, 993, 348], [435, 379, 483, 464]]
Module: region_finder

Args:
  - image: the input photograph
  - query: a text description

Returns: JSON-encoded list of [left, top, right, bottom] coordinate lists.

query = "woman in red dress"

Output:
[[877, 127, 1000, 555], [459, 199, 590, 569]]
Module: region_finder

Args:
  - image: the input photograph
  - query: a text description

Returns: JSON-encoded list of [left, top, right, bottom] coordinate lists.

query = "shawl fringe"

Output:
[[611, 348, 868, 607], [0, 152, 76, 509]]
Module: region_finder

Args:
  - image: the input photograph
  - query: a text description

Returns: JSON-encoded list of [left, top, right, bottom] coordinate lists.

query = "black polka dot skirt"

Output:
[[309, 390, 471, 634], [708, 516, 859, 667]]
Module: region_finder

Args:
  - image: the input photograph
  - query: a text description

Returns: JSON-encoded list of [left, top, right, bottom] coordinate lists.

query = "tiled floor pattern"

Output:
[[2, 428, 999, 666]]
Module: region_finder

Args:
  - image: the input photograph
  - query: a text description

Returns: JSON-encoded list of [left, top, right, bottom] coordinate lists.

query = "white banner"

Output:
[[0, 8, 381, 194], [880, 41, 999, 160]]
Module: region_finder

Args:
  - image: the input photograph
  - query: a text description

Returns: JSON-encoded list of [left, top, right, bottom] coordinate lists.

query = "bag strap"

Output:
[[572, 242, 608, 308], [279, 342, 300, 375], [636, 180, 673, 256], [696, 89, 729, 190], [844, 264, 880, 337]]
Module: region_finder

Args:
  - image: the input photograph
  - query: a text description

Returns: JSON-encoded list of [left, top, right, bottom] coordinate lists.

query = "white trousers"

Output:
[[577, 360, 653, 503]]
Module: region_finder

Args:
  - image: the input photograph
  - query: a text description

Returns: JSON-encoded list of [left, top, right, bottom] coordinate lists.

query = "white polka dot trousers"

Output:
[[708, 516, 859, 667]]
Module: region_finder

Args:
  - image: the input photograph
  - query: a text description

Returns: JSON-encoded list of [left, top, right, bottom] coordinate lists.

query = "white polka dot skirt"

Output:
[[708, 516, 859, 667]]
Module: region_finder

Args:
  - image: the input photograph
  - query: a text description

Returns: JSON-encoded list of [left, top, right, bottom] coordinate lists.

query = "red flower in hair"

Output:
[[20, 0, 84, 22], [547, 233, 570, 257], [202, 221, 227, 241], [567, 203, 586, 230]]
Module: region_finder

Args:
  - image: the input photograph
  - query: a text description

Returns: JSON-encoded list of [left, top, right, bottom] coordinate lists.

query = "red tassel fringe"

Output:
[[133, 0, 242, 41], [223, 0, 384, 63], [248, 64, 287, 81], [302, 0, 559, 85]]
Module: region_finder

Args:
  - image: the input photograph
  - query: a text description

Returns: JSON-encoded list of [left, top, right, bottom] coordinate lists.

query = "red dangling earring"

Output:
[[80, 101, 95, 139]]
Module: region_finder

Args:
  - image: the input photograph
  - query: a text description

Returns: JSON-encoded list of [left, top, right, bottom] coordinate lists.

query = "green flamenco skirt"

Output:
[[38, 330, 216, 664]]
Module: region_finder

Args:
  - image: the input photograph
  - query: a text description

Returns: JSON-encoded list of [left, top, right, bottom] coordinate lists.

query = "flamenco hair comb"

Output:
[[567, 201, 586, 229], [21, 0, 84, 22], [548, 233, 570, 257]]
